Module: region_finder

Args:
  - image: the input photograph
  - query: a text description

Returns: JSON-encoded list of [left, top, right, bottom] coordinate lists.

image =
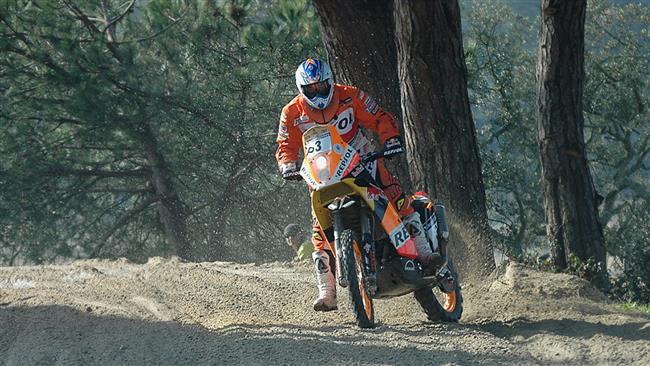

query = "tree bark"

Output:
[[312, 0, 412, 191], [394, 0, 495, 279], [536, 0, 608, 289]]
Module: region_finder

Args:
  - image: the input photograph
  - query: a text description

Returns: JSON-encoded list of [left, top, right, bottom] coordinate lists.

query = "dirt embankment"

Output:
[[1, 258, 648, 365]]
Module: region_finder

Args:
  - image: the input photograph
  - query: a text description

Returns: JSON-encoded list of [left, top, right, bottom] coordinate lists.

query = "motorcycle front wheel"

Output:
[[413, 259, 463, 322], [341, 229, 375, 328]]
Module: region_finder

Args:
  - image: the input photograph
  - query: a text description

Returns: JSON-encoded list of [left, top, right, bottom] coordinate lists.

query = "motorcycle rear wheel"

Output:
[[414, 260, 463, 322], [341, 229, 375, 328]]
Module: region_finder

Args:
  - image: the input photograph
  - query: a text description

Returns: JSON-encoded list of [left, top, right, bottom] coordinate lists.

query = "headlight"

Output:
[[312, 154, 330, 182], [316, 155, 328, 170]]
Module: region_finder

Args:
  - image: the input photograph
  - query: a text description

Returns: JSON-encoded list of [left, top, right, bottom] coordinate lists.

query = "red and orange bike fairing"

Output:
[[299, 124, 418, 260]]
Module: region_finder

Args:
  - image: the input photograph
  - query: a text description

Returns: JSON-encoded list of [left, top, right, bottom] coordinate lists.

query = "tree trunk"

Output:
[[135, 123, 191, 259], [312, 0, 412, 191], [393, 0, 495, 279], [536, 0, 608, 289]]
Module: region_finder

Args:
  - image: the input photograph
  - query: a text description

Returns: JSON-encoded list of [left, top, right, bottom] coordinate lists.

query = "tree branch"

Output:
[[46, 167, 150, 178], [115, 7, 188, 45], [102, 0, 136, 33], [92, 195, 158, 256], [62, 1, 122, 62]]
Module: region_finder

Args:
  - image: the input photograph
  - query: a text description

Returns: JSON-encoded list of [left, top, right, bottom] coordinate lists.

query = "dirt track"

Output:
[[1, 258, 648, 365]]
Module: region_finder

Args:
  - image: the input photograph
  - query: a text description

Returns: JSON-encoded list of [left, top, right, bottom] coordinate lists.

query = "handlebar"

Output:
[[361, 146, 404, 164], [361, 151, 385, 164]]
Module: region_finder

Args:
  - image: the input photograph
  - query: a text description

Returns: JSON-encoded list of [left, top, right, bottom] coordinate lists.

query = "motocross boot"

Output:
[[312, 250, 337, 311], [403, 212, 441, 275]]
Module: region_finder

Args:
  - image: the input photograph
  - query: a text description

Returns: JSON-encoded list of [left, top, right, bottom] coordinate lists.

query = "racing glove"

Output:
[[280, 162, 301, 181], [383, 136, 405, 159]]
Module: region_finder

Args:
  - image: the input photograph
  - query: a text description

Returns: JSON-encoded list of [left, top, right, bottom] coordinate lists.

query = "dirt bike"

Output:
[[298, 124, 463, 328]]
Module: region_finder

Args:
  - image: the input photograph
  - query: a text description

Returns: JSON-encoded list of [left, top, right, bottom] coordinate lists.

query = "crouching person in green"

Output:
[[284, 223, 313, 262]]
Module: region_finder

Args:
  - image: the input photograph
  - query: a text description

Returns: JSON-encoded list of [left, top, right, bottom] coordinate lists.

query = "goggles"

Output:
[[301, 80, 331, 99]]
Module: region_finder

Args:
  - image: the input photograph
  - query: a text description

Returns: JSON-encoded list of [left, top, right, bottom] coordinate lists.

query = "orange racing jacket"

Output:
[[276, 84, 400, 167]]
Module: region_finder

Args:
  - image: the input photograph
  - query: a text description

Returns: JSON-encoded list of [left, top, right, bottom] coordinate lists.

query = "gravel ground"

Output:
[[0, 258, 648, 365]]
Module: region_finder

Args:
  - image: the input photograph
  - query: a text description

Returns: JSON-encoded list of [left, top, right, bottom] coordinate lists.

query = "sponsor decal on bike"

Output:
[[333, 145, 357, 180], [365, 159, 377, 177], [396, 197, 405, 212], [404, 260, 416, 271], [389, 223, 411, 249], [300, 164, 319, 188], [350, 164, 363, 177], [366, 185, 385, 201]]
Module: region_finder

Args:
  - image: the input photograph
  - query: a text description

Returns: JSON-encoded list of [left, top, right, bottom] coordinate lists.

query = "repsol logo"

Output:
[[391, 224, 411, 248], [301, 164, 319, 188], [335, 149, 354, 178], [384, 147, 403, 156]]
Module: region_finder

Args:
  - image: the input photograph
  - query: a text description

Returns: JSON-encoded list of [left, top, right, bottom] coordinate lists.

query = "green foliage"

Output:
[[0, 0, 320, 264], [566, 253, 608, 287], [2, 0, 646, 278], [465, 0, 649, 288], [465, 0, 544, 259], [617, 302, 650, 315], [607, 202, 650, 303], [584, 1, 650, 228], [585, 1, 650, 302]]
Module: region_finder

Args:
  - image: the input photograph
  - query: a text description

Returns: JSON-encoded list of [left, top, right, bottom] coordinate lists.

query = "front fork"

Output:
[[331, 209, 348, 288], [330, 199, 377, 294], [359, 205, 378, 294]]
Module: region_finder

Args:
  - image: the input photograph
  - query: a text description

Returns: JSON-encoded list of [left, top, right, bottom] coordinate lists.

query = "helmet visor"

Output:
[[301, 80, 331, 99]]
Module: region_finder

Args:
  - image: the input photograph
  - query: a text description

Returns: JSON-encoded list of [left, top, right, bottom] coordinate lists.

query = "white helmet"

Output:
[[295, 58, 334, 110]]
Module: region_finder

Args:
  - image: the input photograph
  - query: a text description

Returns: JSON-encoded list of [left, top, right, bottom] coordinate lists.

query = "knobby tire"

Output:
[[341, 229, 375, 328]]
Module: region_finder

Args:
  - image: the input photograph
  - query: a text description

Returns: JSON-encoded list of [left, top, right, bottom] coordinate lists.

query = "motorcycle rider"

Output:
[[276, 58, 435, 312]]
